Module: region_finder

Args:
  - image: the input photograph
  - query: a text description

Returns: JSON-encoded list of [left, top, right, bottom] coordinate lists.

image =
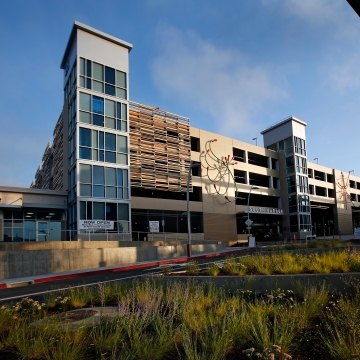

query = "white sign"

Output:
[[249, 207, 283, 215], [79, 220, 114, 230], [149, 221, 160, 233], [354, 227, 360, 239]]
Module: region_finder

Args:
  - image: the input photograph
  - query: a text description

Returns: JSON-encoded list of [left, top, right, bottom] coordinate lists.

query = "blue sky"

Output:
[[0, 0, 359, 187]]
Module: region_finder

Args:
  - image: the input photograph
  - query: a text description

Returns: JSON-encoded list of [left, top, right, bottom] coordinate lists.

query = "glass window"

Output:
[[93, 166, 104, 184], [80, 58, 85, 76], [93, 80, 103, 93], [116, 71, 126, 88], [80, 184, 92, 196], [79, 147, 92, 160], [80, 201, 86, 219], [105, 84, 116, 96], [105, 151, 116, 163], [105, 133, 116, 151], [106, 202, 117, 220], [105, 167, 116, 186], [93, 202, 105, 219], [105, 99, 115, 117], [92, 130, 98, 147], [118, 203, 129, 221], [106, 187, 116, 199], [93, 62, 103, 81], [93, 114, 104, 127], [79, 128, 91, 147], [105, 66, 115, 84], [117, 169, 123, 187], [80, 92, 91, 111], [93, 96, 104, 114], [79, 111, 91, 124], [79, 164, 92, 183], [105, 117, 116, 129], [93, 185, 105, 197], [87, 202, 92, 219], [86, 60, 92, 77], [121, 103, 127, 120], [116, 153, 127, 165], [117, 135, 127, 153], [116, 88, 126, 99]]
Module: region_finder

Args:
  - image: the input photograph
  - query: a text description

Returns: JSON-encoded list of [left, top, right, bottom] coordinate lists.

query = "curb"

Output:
[[0, 247, 251, 289]]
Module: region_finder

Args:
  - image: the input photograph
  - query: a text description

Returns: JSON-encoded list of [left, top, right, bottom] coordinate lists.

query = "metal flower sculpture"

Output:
[[337, 171, 352, 209], [199, 139, 238, 203]]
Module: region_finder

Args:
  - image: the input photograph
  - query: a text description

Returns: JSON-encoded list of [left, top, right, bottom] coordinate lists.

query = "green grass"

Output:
[[204, 249, 360, 276], [0, 278, 359, 359]]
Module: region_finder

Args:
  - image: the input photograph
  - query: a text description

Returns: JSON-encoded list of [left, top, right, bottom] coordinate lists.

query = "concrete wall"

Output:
[[0, 242, 225, 279]]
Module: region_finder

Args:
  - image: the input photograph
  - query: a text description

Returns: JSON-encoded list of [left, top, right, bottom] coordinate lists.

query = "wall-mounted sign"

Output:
[[79, 220, 114, 230], [249, 207, 283, 215], [149, 221, 160, 233], [355, 227, 360, 239]]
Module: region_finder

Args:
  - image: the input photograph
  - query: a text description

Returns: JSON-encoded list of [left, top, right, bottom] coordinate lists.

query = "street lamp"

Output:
[[252, 137, 258, 146], [187, 161, 200, 258], [245, 185, 259, 235]]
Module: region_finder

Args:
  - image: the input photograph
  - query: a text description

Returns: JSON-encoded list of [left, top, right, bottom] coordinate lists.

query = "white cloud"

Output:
[[150, 26, 286, 135]]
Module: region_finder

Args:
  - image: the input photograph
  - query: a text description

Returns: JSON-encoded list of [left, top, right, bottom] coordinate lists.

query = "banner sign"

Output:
[[149, 221, 160, 233], [248, 207, 283, 215], [355, 227, 360, 239], [79, 220, 114, 230]]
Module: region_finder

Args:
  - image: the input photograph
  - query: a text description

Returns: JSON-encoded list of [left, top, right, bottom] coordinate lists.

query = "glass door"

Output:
[[37, 221, 48, 241]]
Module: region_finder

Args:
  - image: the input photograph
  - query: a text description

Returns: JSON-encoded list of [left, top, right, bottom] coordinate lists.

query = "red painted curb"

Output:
[[4, 248, 251, 288]]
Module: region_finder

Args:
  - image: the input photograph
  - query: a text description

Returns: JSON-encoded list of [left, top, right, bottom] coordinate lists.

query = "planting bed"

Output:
[[0, 277, 359, 359]]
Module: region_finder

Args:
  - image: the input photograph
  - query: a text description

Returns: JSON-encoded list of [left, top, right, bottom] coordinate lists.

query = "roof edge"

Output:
[[61, 21, 133, 69], [261, 116, 307, 135]]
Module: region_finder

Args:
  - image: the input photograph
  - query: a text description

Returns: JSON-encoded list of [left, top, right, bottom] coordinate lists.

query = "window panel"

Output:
[[93, 114, 104, 127], [79, 164, 92, 183], [105, 99, 115, 117], [79, 128, 91, 147], [79, 147, 92, 160], [105, 66, 115, 84], [105, 133, 116, 151], [117, 135, 127, 153], [116, 70, 126, 88], [116, 88, 126, 99], [80, 92, 91, 111], [106, 186, 116, 199], [116, 153, 127, 165], [92, 96, 104, 114], [117, 169, 123, 187], [105, 117, 116, 129], [105, 151, 116, 163], [93, 166, 104, 184], [80, 184, 92, 197], [93, 80, 103, 93], [121, 103, 127, 120], [105, 84, 116, 96], [106, 202, 117, 220], [93, 202, 105, 219], [80, 58, 85, 76], [80, 201, 86, 219], [93, 62, 103, 81], [118, 203, 129, 221], [86, 60, 92, 77], [105, 167, 116, 186], [79, 111, 91, 124], [93, 185, 105, 197]]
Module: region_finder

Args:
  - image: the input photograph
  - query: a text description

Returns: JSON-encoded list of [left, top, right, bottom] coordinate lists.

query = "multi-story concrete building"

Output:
[[1, 21, 360, 243]]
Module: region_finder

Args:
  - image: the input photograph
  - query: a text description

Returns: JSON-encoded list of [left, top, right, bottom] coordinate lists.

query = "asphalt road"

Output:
[[0, 251, 248, 303]]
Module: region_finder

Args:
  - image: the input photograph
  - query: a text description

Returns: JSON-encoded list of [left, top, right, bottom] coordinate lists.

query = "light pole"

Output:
[[187, 161, 200, 258], [245, 185, 259, 236]]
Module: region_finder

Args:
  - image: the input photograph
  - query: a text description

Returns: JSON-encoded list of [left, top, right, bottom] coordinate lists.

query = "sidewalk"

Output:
[[0, 246, 251, 289]]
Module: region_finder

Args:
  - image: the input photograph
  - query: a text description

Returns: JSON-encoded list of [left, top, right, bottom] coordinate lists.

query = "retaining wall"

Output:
[[0, 243, 225, 279]]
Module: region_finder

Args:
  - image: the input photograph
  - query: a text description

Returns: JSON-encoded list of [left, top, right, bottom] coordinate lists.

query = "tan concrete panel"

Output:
[[203, 213, 237, 241]]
